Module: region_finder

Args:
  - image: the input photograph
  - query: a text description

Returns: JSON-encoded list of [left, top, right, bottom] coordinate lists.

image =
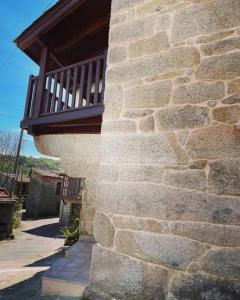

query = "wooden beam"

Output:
[[38, 37, 64, 68], [16, 0, 87, 50], [31, 125, 101, 135], [33, 46, 48, 117], [21, 104, 104, 128], [55, 15, 109, 54]]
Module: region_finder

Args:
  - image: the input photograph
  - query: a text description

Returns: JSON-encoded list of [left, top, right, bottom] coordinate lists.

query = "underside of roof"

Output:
[[14, 0, 111, 71]]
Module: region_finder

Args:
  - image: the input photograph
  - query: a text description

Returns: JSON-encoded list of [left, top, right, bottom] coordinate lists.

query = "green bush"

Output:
[[12, 199, 22, 229]]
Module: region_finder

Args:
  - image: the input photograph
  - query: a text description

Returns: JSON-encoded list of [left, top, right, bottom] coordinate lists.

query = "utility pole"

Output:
[[10, 129, 24, 196]]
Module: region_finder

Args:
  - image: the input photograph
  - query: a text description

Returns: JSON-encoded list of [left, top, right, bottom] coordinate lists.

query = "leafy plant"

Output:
[[59, 218, 80, 246]]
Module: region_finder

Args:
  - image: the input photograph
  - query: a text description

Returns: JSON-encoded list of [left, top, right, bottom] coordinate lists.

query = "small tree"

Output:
[[0, 130, 19, 186]]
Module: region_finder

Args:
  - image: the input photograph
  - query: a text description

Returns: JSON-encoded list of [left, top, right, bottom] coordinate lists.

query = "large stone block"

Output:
[[164, 169, 206, 191], [93, 213, 115, 248], [186, 125, 240, 160], [228, 78, 240, 95], [102, 120, 136, 134], [129, 32, 169, 58], [119, 165, 164, 183], [101, 133, 178, 164], [139, 116, 155, 132], [110, 13, 127, 27], [156, 14, 171, 32], [112, 215, 167, 233], [196, 52, 240, 80], [98, 164, 119, 182], [208, 159, 240, 196], [196, 30, 235, 44], [212, 105, 240, 124], [222, 93, 240, 105], [107, 47, 199, 82], [96, 182, 240, 226], [189, 160, 207, 170], [111, 0, 144, 13], [201, 37, 240, 56], [169, 273, 240, 300], [173, 82, 225, 104], [110, 17, 155, 44], [164, 132, 189, 165], [199, 248, 240, 280], [90, 245, 169, 300], [156, 105, 210, 130], [136, 0, 183, 17], [103, 84, 123, 120], [170, 221, 240, 247], [108, 46, 127, 64], [171, 0, 240, 42], [125, 80, 171, 109], [123, 109, 153, 119], [115, 230, 205, 270]]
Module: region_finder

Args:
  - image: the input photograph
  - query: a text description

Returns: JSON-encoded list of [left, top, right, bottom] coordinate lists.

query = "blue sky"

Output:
[[0, 0, 58, 157]]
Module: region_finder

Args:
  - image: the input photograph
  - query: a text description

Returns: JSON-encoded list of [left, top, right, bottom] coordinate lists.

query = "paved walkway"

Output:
[[0, 217, 74, 300]]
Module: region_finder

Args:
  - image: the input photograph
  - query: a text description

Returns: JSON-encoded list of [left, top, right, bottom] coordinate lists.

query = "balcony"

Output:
[[21, 53, 107, 135], [15, 0, 111, 135]]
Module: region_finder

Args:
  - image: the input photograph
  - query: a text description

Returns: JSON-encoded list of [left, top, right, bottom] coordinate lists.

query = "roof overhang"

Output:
[[14, 0, 111, 69]]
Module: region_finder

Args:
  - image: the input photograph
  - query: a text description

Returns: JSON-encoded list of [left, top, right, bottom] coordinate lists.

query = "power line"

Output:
[[0, 0, 57, 72], [0, 48, 17, 72]]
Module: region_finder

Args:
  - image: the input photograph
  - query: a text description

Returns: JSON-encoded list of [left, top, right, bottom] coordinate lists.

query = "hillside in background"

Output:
[[19, 156, 60, 173]]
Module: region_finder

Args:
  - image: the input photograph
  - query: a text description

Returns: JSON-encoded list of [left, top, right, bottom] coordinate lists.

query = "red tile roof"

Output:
[[0, 188, 10, 198]]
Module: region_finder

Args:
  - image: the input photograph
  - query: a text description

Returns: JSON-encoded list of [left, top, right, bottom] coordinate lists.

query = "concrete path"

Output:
[[0, 217, 76, 300]]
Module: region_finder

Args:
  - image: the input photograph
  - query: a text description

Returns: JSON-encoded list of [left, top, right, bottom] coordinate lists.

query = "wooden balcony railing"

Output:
[[21, 52, 107, 134], [61, 176, 82, 204]]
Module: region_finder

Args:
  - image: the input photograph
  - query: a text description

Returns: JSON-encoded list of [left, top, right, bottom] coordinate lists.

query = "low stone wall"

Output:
[[90, 0, 240, 299]]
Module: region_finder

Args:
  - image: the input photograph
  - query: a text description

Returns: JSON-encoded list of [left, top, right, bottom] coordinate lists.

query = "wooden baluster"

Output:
[[101, 51, 108, 104], [79, 65, 85, 107], [33, 47, 48, 116], [50, 73, 58, 112], [94, 60, 100, 105], [45, 75, 52, 113], [64, 69, 71, 110], [30, 78, 38, 117], [57, 71, 64, 111], [24, 75, 34, 118], [86, 62, 93, 107], [71, 67, 78, 109]]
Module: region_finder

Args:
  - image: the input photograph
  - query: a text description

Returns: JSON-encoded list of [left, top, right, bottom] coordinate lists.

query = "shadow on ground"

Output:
[[25, 249, 65, 267], [0, 271, 79, 300], [23, 222, 63, 238], [0, 251, 79, 300]]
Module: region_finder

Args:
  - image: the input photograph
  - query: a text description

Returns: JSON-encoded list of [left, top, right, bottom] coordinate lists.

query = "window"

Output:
[[56, 182, 62, 195]]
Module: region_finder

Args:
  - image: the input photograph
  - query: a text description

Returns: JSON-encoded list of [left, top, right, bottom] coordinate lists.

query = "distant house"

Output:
[[26, 168, 62, 218], [0, 173, 30, 197], [59, 175, 83, 227]]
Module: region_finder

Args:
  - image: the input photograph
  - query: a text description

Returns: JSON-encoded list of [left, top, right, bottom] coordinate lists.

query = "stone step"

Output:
[[42, 240, 94, 298], [65, 238, 94, 258]]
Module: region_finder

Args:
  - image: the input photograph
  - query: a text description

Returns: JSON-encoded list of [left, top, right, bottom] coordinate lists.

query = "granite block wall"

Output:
[[89, 0, 240, 299]]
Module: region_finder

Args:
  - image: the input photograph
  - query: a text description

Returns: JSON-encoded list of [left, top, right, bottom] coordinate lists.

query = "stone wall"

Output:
[[27, 173, 61, 218], [35, 134, 100, 235], [90, 0, 240, 299]]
